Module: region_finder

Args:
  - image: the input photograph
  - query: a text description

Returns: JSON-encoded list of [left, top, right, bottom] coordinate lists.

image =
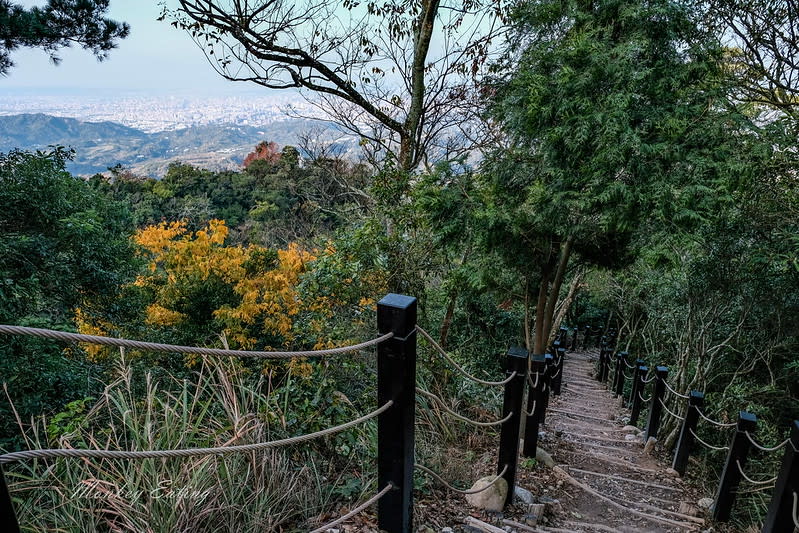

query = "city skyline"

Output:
[[2, 0, 289, 96]]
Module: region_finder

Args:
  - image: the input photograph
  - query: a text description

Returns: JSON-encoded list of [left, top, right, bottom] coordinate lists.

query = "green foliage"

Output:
[[0, 0, 129, 74], [0, 148, 136, 449]]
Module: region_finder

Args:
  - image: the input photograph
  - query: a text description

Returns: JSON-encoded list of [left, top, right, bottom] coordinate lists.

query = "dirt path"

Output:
[[532, 349, 705, 532]]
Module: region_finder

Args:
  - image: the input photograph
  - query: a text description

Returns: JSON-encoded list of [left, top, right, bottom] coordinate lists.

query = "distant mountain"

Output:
[[0, 114, 358, 176]]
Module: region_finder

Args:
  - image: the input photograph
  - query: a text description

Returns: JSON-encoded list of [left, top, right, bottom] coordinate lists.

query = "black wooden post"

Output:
[[539, 353, 554, 425], [552, 347, 565, 396], [498, 347, 528, 507], [0, 465, 20, 533], [597, 348, 608, 383], [627, 358, 643, 405], [523, 354, 546, 459], [559, 326, 568, 344], [612, 352, 623, 398], [761, 420, 799, 533], [713, 411, 758, 522], [377, 294, 417, 533], [672, 391, 704, 476], [629, 363, 648, 426], [644, 366, 668, 441]]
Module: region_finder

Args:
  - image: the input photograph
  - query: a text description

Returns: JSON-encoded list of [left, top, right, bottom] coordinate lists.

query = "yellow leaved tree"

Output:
[[78, 219, 318, 369]]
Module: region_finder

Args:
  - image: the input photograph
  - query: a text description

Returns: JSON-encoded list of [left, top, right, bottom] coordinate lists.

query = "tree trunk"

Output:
[[524, 277, 532, 351], [401, 0, 441, 171], [550, 268, 584, 344], [439, 289, 457, 350], [533, 267, 551, 355], [541, 237, 574, 349]]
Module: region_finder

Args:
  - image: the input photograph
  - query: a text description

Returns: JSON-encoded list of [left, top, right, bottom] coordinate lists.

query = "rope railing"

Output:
[[416, 388, 511, 428], [638, 391, 651, 403], [661, 379, 690, 399], [622, 358, 636, 369], [642, 373, 657, 384], [696, 409, 737, 428], [744, 431, 790, 453], [526, 372, 540, 390], [0, 324, 393, 359], [309, 483, 393, 533], [524, 400, 537, 417], [659, 397, 685, 421], [416, 326, 517, 386], [793, 491, 799, 530], [689, 428, 730, 452], [414, 464, 509, 495], [735, 460, 777, 486], [0, 401, 393, 464]]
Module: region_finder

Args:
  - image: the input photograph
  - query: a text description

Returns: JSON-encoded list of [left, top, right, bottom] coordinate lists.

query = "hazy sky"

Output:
[[3, 0, 270, 95]]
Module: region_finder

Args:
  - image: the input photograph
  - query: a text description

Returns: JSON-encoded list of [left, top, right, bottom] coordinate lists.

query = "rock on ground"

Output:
[[465, 476, 508, 512]]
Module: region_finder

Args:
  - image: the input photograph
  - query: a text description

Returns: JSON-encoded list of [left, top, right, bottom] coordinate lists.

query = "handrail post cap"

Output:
[[737, 411, 757, 431], [377, 294, 417, 337]]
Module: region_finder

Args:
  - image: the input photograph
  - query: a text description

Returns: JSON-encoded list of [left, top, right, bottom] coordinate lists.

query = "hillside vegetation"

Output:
[[1, 0, 798, 530]]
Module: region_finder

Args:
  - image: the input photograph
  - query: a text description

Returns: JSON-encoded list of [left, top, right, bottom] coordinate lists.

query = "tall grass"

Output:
[[4, 355, 380, 532]]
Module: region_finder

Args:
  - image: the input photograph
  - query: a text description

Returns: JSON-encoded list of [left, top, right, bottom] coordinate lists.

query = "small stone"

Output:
[[624, 433, 639, 441], [622, 425, 640, 433], [465, 476, 508, 512], [536, 447, 556, 468], [514, 486, 535, 505], [644, 436, 657, 454], [441, 528, 454, 533], [538, 496, 561, 512], [698, 497, 714, 509], [665, 468, 680, 477], [679, 502, 701, 517]]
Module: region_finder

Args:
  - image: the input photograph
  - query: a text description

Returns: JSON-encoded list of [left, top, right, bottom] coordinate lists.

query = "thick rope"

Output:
[[0, 324, 392, 359], [623, 359, 636, 369], [744, 432, 790, 453], [416, 388, 511, 427], [549, 368, 561, 379], [662, 379, 690, 399], [696, 409, 737, 428], [309, 483, 393, 533], [526, 372, 540, 390], [659, 398, 685, 421], [642, 374, 657, 384], [735, 460, 777, 486], [622, 370, 633, 380], [689, 428, 730, 452], [638, 391, 652, 403], [524, 400, 537, 417], [793, 491, 799, 529], [415, 464, 509, 495], [416, 326, 516, 386], [0, 402, 392, 464]]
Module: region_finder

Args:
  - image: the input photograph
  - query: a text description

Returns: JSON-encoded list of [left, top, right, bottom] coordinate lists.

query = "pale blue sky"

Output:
[[3, 0, 267, 94]]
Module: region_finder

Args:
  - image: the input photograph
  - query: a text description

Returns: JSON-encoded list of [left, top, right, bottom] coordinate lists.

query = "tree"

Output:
[[162, 0, 508, 171], [0, 0, 129, 75], [710, 0, 799, 117], [243, 141, 282, 169], [482, 0, 766, 354], [0, 148, 136, 448]]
